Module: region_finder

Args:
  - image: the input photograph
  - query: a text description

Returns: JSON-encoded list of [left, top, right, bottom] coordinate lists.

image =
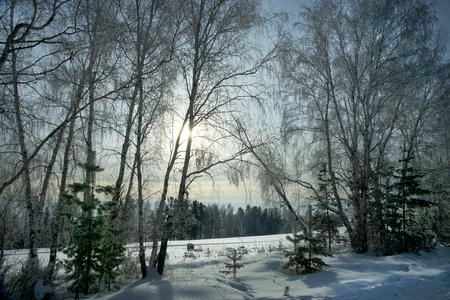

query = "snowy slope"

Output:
[[82, 234, 450, 300]]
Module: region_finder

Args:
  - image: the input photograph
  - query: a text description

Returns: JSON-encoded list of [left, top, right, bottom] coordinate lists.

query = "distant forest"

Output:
[[172, 201, 298, 240]]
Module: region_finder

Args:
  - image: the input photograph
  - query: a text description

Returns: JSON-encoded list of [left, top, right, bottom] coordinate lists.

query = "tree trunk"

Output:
[[112, 58, 140, 218], [149, 118, 186, 269], [137, 148, 147, 278], [44, 76, 85, 283], [135, 64, 147, 278], [307, 205, 312, 272], [155, 0, 201, 273], [156, 116, 194, 275], [156, 67, 196, 274], [324, 96, 361, 252], [156, 217, 171, 275], [354, 209, 368, 254], [11, 46, 38, 276], [112, 87, 137, 215]]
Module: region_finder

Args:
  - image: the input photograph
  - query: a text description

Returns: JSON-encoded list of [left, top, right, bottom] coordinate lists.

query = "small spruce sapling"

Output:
[[220, 249, 244, 279], [277, 241, 284, 252], [283, 205, 331, 275], [314, 164, 341, 251], [283, 286, 290, 296]]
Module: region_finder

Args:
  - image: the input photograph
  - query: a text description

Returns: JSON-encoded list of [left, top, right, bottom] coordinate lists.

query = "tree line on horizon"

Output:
[[171, 200, 300, 240]]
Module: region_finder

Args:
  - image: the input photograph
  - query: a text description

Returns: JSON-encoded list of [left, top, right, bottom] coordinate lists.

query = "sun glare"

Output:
[[174, 120, 202, 145], [170, 116, 206, 149], [180, 124, 192, 143]]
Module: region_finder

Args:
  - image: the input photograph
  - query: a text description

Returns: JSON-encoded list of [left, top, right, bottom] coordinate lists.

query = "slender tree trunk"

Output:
[[156, 3, 200, 275], [112, 65, 139, 217], [137, 152, 146, 279], [156, 34, 198, 271], [324, 95, 359, 252], [0, 212, 6, 266], [112, 92, 136, 214], [85, 61, 96, 198], [149, 118, 186, 269], [35, 102, 71, 267], [122, 0, 158, 272], [325, 187, 332, 252], [120, 154, 137, 243], [135, 67, 147, 278], [43, 120, 74, 282], [44, 76, 85, 283], [155, 43, 197, 274], [11, 45, 38, 276], [307, 205, 312, 273]]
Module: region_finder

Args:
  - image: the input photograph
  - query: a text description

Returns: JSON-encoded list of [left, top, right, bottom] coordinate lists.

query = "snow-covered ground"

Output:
[[95, 234, 449, 300], [4, 234, 450, 299]]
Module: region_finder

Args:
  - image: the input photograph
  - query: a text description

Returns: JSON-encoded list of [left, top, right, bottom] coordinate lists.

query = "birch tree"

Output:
[[279, 0, 447, 253], [112, 0, 180, 278], [0, 8, 80, 283], [0, 0, 69, 71], [0, 0, 76, 201], [42, 0, 122, 283], [112, 0, 179, 214], [43, 71, 86, 283], [152, 0, 275, 275], [0, 0, 75, 281]]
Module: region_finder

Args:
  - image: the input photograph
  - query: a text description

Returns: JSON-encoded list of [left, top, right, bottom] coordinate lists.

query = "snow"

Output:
[[4, 234, 449, 299], [87, 234, 449, 300]]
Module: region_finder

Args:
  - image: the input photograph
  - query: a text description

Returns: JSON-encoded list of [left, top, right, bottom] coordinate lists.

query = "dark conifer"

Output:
[[283, 206, 331, 275], [381, 149, 438, 255], [61, 163, 124, 296]]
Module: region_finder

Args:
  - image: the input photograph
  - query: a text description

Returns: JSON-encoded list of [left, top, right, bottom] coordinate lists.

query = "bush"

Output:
[[118, 250, 141, 279]]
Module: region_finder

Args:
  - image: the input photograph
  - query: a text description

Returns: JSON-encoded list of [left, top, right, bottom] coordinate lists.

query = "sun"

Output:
[[179, 123, 193, 143], [172, 118, 201, 146]]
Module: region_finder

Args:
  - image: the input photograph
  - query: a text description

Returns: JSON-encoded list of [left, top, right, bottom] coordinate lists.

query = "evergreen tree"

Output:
[[283, 233, 302, 275], [314, 164, 341, 251], [283, 233, 331, 275], [384, 152, 438, 254], [283, 206, 331, 275], [312, 211, 341, 251], [220, 249, 244, 279], [61, 163, 124, 296], [97, 200, 125, 291]]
